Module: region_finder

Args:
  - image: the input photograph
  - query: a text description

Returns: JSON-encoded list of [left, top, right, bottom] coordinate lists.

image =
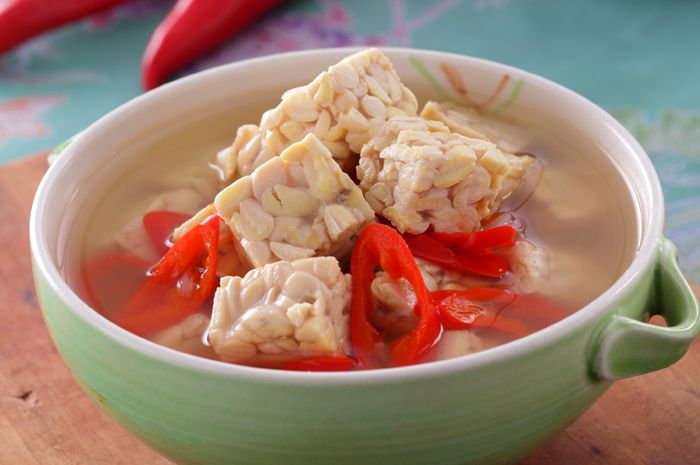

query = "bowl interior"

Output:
[[33, 47, 662, 376]]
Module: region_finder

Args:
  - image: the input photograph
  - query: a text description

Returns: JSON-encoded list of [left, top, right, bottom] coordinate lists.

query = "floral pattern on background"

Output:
[[0, 0, 698, 280], [0, 96, 64, 143]]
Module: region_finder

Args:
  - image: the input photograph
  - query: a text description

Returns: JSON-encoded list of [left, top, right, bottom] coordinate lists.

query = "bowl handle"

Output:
[[591, 238, 700, 380]]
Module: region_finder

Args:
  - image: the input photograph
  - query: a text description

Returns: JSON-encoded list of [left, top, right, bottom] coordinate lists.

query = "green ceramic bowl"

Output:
[[30, 48, 699, 465]]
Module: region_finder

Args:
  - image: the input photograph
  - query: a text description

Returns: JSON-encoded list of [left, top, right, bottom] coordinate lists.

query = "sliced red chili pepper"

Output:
[[351, 224, 441, 367], [432, 289, 568, 338], [427, 225, 518, 253], [506, 293, 570, 328], [81, 253, 150, 319], [142, 0, 283, 89], [452, 252, 509, 278], [115, 215, 220, 337], [0, 0, 127, 56], [432, 288, 526, 334], [433, 289, 492, 330], [403, 233, 509, 278], [403, 233, 455, 263], [473, 313, 532, 338], [142, 210, 191, 256], [473, 293, 567, 337], [438, 299, 483, 330], [282, 356, 357, 372]]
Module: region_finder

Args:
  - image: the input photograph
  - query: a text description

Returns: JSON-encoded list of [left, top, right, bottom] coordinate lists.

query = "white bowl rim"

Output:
[[29, 47, 664, 385]]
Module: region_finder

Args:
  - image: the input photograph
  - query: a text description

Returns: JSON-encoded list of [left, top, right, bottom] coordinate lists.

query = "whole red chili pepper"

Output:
[[0, 0, 127, 56], [350, 224, 441, 368], [142, 0, 283, 90], [116, 214, 220, 337]]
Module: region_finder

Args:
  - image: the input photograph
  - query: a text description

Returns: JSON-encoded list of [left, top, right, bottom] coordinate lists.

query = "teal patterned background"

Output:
[[1, 0, 698, 280]]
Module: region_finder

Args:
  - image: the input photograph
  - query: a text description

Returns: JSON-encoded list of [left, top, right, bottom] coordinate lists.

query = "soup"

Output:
[[67, 49, 635, 370]]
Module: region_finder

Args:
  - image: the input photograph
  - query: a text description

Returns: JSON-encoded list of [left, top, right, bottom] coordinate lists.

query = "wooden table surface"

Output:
[[1, 154, 699, 465]]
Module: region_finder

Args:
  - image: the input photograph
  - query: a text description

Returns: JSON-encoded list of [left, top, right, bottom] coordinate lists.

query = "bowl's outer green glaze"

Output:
[[30, 48, 700, 465]]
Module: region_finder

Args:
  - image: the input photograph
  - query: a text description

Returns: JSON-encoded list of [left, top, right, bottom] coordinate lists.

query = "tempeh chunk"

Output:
[[150, 313, 215, 359], [207, 257, 351, 362], [420, 100, 493, 140], [216, 48, 418, 181], [357, 116, 534, 234], [215, 133, 375, 268]]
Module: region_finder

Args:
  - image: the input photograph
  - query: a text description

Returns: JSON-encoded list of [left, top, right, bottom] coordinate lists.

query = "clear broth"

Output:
[[64, 93, 637, 365]]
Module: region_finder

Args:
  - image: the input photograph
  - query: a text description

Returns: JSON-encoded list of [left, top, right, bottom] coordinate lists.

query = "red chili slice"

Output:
[[432, 288, 526, 335], [282, 356, 358, 372], [351, 224, 441, 367], [427, 225, 518, 253], [142, 210, 191, 256], [403, 233, 509, 278], [115, 215, 220, 337], [505, 293, 570, 328], [432, 289, 568, 338], [81, 253, 150, 319]]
